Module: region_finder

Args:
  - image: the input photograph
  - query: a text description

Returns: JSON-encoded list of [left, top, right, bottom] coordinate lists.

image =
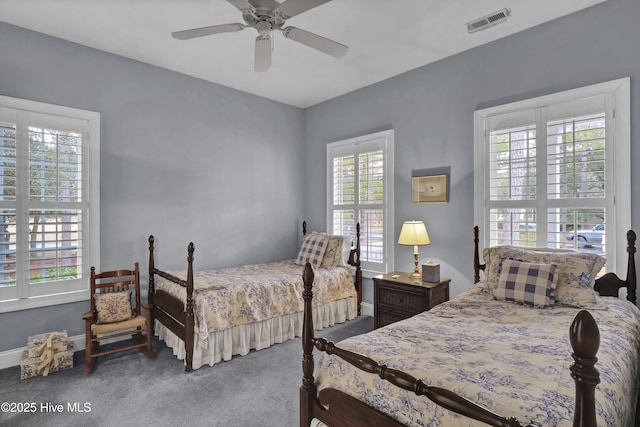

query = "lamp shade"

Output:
[[398, 220, 431, 246]]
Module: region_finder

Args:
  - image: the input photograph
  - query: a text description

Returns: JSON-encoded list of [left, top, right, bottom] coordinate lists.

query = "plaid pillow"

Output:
[[295, 233, 328, 268], [494, 259, 559, 308]]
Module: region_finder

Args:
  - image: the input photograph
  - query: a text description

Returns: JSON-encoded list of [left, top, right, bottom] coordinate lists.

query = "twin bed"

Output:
[[147, 222, 362, 372], [300, 227, 640, 426]]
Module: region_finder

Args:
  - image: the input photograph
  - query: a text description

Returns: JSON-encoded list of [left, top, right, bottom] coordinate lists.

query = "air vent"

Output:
[[466, 8, 511, 33]]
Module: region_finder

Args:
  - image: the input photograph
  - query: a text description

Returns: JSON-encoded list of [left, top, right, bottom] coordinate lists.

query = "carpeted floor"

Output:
[[0, 315, 373, 427]]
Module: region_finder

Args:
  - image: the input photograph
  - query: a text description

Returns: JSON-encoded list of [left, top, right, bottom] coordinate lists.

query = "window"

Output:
[[327, 129, 394, 275], [474, 78, 630, 274], [0, 95, 100, 312]]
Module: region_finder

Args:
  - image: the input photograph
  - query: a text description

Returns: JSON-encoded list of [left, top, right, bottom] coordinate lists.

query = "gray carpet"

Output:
[[0, 316, 373, 427]]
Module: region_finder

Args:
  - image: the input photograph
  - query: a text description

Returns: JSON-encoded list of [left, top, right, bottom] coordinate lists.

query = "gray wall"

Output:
[[0, 22, 304, 351], [303, 0, 639, 304]]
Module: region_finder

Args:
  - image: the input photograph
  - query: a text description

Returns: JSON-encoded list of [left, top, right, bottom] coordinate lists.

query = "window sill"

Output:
[[0, 290, 90, 313]]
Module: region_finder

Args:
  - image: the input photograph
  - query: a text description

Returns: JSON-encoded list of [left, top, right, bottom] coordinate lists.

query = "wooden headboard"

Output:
[[472, 226, 637, 304]]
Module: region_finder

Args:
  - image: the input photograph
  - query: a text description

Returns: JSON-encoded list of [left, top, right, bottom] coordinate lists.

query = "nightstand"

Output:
[[373, 272, 450, 329]]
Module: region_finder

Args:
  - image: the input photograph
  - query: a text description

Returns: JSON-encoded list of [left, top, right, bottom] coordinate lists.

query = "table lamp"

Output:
[[398, 220, 431, 279]]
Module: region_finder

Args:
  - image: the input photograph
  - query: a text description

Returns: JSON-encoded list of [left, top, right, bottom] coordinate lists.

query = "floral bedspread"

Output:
[[156, 260, 355, 348], [316, 286, 640, 426]]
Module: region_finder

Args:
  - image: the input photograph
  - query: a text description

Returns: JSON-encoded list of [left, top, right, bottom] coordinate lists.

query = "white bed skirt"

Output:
[[155, 296, 358, 370]]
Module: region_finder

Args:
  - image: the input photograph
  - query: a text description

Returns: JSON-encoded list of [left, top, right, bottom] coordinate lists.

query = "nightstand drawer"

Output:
[[430, 285, 449, 307], [376, 309, 411, 328], [377, 286, 425, 313]]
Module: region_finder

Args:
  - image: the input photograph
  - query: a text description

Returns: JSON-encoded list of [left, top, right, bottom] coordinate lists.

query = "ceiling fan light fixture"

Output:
[[254, 35, 272, 72], [255, 17, 273, 36], [466, 8, 511, 33]]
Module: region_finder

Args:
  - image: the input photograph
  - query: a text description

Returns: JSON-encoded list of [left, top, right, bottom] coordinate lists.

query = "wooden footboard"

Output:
[[148, 235, 195, 372], [301, 262, 602, 427]]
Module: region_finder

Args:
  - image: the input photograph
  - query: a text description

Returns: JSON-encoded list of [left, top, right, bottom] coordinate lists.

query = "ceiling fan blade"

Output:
[[277, 0, 332, 19], [172, 23, 245, 40], [282, 26, 348, 58], [226, 0, 255, 14], [254, 36, 272, 72]]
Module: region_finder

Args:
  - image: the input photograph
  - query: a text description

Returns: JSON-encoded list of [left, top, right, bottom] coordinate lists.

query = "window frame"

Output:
[[474, 78, 630, 275], [0, 95, 100, 313], [326, 129, 394, 277]]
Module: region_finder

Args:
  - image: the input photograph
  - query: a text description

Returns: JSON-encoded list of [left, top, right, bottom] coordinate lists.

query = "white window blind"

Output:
[[475, 78, 630, 275], [327, 130, 394, 275], [0, 96, 100, 312]]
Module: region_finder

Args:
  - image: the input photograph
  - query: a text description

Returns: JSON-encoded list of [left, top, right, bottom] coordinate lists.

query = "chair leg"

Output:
[[85, 336, 94, 374], [132, 327, 143, 345], [144, 316, 154, 357], [84, 320, 94, 374]]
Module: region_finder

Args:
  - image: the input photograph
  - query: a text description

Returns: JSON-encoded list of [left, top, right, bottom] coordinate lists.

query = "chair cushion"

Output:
[[91, 315, 147, 335], [94, 290, 133, 324]]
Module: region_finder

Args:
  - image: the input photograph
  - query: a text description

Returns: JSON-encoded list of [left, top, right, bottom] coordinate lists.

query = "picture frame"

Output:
[[412, 171, 449, 204]]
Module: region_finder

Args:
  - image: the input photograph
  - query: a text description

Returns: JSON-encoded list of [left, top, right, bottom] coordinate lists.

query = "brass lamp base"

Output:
[[408, 252, 421, 279]]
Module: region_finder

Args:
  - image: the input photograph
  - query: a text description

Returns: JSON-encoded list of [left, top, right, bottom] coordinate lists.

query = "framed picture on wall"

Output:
[[412, 173, 448, 204]]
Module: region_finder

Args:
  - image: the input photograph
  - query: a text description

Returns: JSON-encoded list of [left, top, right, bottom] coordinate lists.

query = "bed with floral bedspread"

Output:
[[315, 285, 640, 426], [155, 260, 357, 368], [300, 227, 639, 426], [149, 222, 363, 372]]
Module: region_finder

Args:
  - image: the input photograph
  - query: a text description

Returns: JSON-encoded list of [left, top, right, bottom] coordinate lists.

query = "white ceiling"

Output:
[[0, 0, 605, 108]]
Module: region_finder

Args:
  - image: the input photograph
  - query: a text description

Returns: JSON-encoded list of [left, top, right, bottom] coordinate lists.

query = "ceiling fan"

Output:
[[171, 0, 348, 72]]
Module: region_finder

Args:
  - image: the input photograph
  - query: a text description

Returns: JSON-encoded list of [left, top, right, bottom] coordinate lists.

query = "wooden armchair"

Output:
[[82, 262, 153, 373]]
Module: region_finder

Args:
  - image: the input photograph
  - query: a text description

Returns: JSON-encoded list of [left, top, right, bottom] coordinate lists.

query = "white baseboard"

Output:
[[0, 347, 30, 370], [1, 305, 375, 370], [360, 302, 373, 317], [0, 334, 127, 370]]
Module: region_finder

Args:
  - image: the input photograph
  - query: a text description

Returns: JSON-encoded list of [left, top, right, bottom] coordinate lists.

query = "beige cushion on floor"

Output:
[[91, 315, 146, 335]]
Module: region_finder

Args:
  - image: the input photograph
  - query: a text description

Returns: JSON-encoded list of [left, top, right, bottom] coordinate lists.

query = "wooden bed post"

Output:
[[626, 230, 637, 305], [354, 223, 362, 315], [300, 262, 316, 427], [185, 242, 195, 373], [346, 223, 362, 315], [569, 310, 600, 427], [148, 235, 156, 335], [473, 226, 482, 284]]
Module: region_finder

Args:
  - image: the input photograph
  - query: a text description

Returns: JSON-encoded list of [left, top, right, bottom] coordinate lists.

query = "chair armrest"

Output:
[[82, 310, 94, 322]]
